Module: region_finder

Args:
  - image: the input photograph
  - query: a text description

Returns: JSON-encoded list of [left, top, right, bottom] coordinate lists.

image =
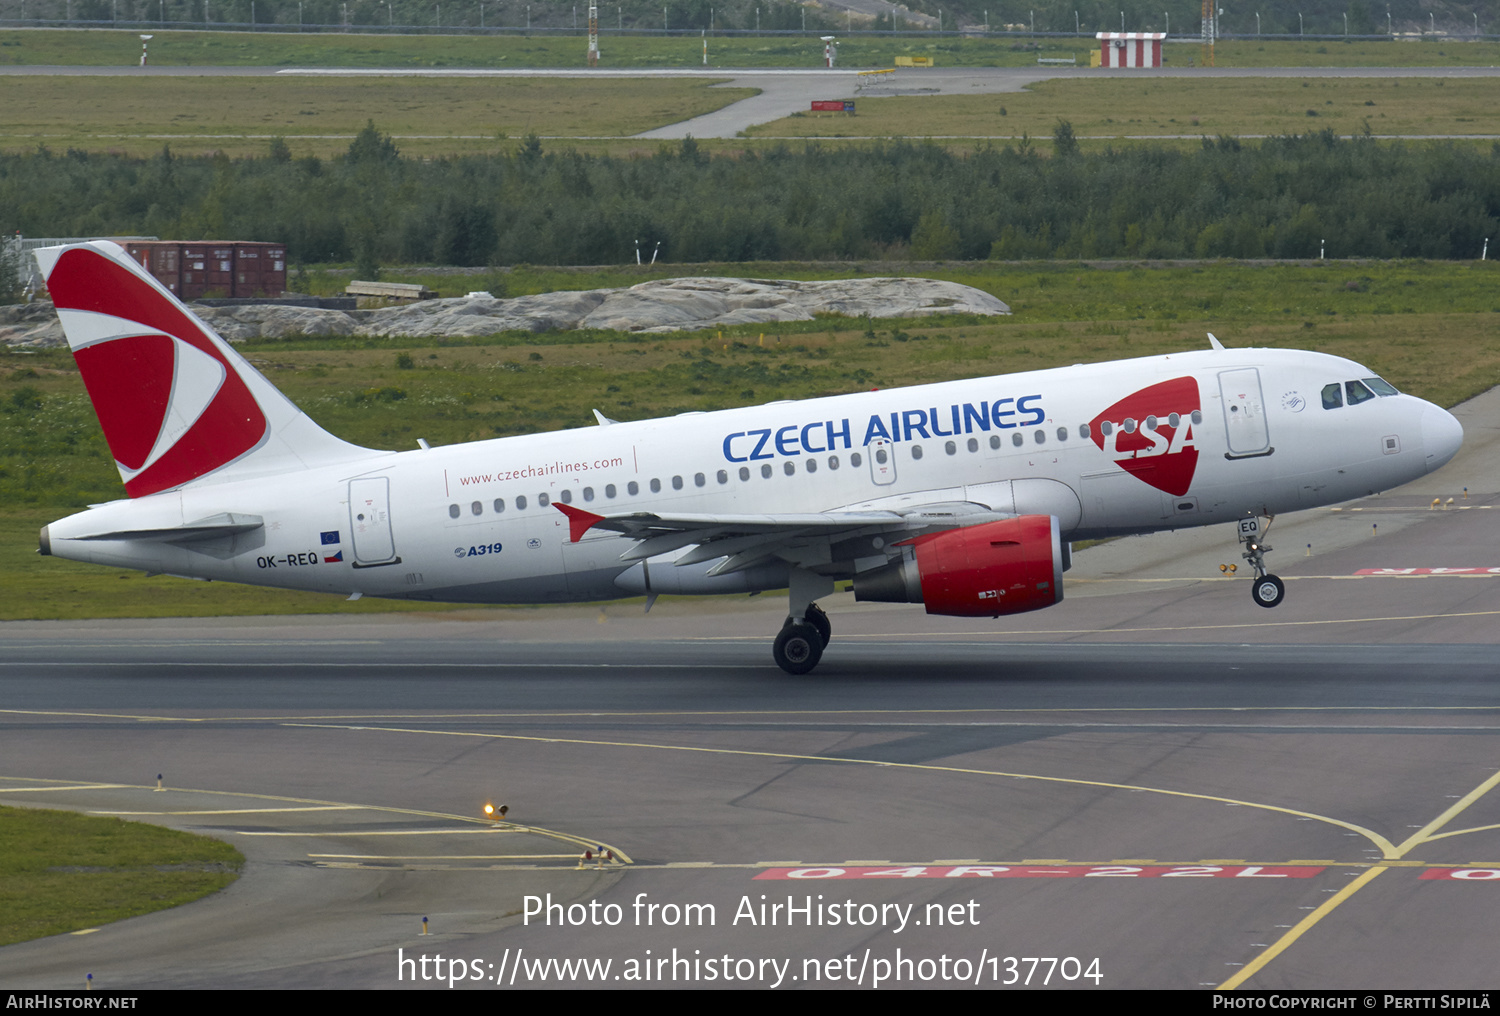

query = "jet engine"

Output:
[[852, 515, 1064, 617]]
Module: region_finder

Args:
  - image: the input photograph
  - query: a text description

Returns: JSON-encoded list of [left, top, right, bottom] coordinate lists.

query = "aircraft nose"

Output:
[[1420, 404, 1463, 472]]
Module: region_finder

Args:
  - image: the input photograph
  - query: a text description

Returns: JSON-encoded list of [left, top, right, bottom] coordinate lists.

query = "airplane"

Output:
[[33, 241, 1464, 674]]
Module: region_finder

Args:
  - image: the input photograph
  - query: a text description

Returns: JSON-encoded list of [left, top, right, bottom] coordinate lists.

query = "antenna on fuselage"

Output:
[[1207, 332, 1225, 351]]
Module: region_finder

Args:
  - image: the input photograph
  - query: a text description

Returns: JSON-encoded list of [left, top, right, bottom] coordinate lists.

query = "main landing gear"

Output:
[[773, 571, 834, 674], [1237, 515, 1284, 609]]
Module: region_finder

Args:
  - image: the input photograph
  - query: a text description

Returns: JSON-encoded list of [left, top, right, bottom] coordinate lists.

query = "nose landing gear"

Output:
[[1238, 515, 1284, 608]]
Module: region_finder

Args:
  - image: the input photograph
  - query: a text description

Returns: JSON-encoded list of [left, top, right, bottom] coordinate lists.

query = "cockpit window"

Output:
[[1345, 380, 1376, 406], [1321, 383, 1343, 410], [1364, 376, 1400, 397]]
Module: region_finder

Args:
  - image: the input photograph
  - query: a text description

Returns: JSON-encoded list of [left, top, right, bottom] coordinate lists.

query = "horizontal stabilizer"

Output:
[[63, 513, 264, 543]]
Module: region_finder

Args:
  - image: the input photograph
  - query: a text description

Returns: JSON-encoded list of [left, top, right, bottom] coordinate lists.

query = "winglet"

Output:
[[592, 409, 618, 426], [1207, 332, 1225, 351], [554, 502, 605, 543]]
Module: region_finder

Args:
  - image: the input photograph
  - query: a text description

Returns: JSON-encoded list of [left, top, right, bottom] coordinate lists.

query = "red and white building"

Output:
[[1095, 32, 1165, 68]]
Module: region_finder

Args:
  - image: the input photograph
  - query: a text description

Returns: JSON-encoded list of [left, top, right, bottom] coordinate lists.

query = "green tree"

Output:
[[1052, 119, 1078, 159], [346, 121, 399, 165]]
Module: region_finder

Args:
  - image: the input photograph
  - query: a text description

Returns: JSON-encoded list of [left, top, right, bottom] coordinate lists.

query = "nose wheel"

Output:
[[1237, 515, 1284, 609], [1251, 574, 1285, 608]]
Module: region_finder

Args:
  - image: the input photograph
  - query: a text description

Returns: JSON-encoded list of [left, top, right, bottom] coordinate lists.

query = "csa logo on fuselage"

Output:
[[1089, 376, 1201, 497]]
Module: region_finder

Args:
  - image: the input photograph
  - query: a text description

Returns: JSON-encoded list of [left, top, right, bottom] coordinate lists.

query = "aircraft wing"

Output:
[[555, 501, 1010, 576]]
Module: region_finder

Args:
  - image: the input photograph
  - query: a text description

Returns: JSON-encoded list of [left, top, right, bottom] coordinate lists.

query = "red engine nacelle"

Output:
[[852, 515, 1064, 618]]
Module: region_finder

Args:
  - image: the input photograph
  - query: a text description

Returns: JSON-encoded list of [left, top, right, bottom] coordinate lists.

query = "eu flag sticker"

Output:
[[320, 530, 340, 545]]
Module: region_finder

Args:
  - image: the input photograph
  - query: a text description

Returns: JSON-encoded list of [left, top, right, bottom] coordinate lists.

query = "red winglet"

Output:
[[554, 502, 605, 543]]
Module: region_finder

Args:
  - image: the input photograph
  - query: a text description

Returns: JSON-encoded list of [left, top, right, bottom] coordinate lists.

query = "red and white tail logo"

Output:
[[1089, 376, 1201, 497], [38, 242, 369, 497]]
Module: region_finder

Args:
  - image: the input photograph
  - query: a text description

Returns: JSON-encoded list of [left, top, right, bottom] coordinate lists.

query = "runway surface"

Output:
[[2, 387, 1499, 990]]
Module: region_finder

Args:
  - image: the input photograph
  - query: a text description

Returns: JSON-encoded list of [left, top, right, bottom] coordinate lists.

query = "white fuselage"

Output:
[[43, 347, 1462, 605]]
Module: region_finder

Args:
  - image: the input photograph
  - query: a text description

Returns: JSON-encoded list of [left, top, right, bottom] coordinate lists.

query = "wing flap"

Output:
[[555, 500, 1019, 575]]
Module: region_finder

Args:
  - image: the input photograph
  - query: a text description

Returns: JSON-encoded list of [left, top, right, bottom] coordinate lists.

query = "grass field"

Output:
[[3, 73, 1496, 157], [0, 805, 242, 947], [6, 259, 1499, 620], [0, 75, 754, 156], [750, 76, 1500, 140], [3, 28, 1500, 69]]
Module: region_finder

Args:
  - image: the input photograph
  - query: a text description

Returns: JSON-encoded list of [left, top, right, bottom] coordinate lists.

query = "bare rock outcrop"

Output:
[[2, 276, 1009, 348]]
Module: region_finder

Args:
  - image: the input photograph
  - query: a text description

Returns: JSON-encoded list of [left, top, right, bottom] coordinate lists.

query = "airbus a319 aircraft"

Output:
[[35, 242, 1463, 673]]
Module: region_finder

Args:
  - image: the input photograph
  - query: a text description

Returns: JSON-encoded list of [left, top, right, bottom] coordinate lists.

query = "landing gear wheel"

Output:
[[1252, 574, 1285, 609], [804, 602, 831, 648], [773, 622, 824, 675]]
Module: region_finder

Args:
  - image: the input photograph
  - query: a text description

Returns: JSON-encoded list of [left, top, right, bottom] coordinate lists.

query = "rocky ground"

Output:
[[0, 276, 1009, 348]]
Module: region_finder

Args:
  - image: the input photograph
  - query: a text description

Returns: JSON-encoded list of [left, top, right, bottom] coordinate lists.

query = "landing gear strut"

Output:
[[1238, 515, 1284, 609]]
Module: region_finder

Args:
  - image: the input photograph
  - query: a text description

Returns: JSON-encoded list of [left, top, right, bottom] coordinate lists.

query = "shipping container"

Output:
[[124, 240, 285, 299]]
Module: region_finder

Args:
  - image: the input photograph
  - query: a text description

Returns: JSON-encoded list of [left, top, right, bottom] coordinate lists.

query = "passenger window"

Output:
[[850, 452, 863, 467], [493, 498, 505, 513], [471, 501, 483, 516], [1322, 383, 1344, 409], [1034, 430, 1045, 445], [1011, 432, 1023, 447], [559, 490, 572, 504], [989, 435, 1001, 450], [783, 461, 795, 476], [1346, 380, 1376, 406], [672, 475, 683, 490], [761, 464, 773, 478], [806, 458, 817, 473], [717, 470, 728, 484], [448, 504, 460, 519], [1056, 427, 1067, 442], [516, 495, 528, 510], [1079, 423, 1091, 439], [911, 445, 923, 460], [739, 466, 751, 481], [538, 493, 551, 507], [828, 456, 840, 470], [627, 481, 638, 496], [945, 440, 956, 455], [650, 478, 662, 493], [582, 487, 593, 502], [605, 484, 617, 499], [967, 437, 978, 453]]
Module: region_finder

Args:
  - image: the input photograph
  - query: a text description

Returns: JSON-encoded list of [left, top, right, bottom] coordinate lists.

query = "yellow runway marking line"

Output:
[[1394, 766, 1500, 854], [1422, 822, 1500, 843], [0, 773, 632, 864], [1221, 763, 1500, 989], [238, 827, 548, 837], [290, 723, 1398, 859], [1218, 865, 1389, 990], [0, 707, 208, 722], [0, 783, 129, 793], [308, 853, 582, 860], [95, 806, 362, 816]]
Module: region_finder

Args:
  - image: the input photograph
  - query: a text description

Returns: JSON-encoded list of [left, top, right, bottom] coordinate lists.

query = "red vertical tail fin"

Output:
[[36, 242, 376, 497]]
